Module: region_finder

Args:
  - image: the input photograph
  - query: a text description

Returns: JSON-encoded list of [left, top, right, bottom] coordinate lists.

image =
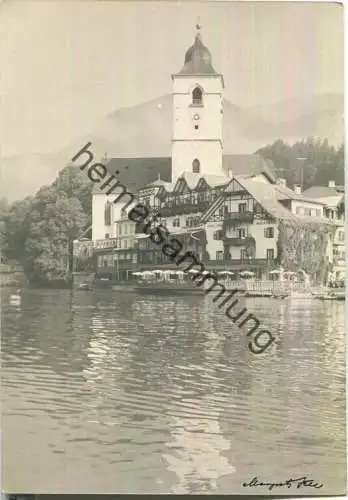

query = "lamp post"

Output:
[[296, 157, 307, 192]]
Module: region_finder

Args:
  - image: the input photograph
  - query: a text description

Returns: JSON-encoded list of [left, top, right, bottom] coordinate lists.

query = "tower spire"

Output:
[[195, 19, 201, 39]]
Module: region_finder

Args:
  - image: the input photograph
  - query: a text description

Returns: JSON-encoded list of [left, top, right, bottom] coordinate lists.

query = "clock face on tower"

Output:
[[193, 113, 200, 121]]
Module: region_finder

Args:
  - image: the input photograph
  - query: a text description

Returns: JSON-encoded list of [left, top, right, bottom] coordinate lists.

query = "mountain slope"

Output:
[[1, 93, 343, 202]]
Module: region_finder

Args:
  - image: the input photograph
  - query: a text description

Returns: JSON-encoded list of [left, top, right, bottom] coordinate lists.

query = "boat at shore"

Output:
[[314, 287, 345, 301]]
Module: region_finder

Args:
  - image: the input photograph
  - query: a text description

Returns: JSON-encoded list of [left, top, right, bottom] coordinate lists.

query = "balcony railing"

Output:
[[204, 258, 276, 267], [223, 236, 254, 246], [94, 238, 118, 249], [160, 201, 210, 217], [224, 211, 254, 224]]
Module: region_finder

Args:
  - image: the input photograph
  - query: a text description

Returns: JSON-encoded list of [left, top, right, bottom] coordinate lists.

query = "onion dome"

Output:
[[177, 29, 218, 76]]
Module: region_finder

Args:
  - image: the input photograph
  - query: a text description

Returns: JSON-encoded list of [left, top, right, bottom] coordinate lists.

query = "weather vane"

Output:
[[196, 17, 201, 31]]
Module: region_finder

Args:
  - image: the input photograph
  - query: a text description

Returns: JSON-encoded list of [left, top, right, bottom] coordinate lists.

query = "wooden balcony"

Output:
[[94, 238, 118, 250], [224, 211, 254, 225], [159, 201, 210, 217], [223, 236, 254, 246]]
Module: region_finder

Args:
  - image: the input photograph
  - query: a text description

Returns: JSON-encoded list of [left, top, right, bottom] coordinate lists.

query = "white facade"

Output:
[[92, 193, 125, 241], [172, 76, 224, 182], [92, 193, 109, 241]]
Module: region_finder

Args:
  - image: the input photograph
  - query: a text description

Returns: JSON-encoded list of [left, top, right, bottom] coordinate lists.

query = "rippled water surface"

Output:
[[1, 288, 346, 494]]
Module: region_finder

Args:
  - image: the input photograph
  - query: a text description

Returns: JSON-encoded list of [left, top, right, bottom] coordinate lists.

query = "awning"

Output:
[[135, 233, 150, 239]]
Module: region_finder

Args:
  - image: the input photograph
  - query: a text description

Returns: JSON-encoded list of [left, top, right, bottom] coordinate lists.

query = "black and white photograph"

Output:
[[0, 0, 346, 496]]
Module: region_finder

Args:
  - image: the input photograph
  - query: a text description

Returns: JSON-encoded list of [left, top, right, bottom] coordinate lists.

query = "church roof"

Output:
[[91, 154, 275, 194], [176, 31, 218, 76], [92, 157, 172, 194]]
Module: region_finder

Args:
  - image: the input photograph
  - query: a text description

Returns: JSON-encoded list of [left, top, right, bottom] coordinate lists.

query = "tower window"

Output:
[[192, 158, 200, 173], [194, 124, 199, 130], [192, 87, 203, 106], [104, 201, 112, 226]]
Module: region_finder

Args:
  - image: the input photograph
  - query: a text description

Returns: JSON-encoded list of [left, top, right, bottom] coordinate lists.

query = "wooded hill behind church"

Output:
[[0, 27, 345, 286]]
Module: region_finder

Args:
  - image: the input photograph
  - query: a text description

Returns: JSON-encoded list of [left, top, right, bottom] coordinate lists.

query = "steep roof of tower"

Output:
[[176, 32, 218, 76]]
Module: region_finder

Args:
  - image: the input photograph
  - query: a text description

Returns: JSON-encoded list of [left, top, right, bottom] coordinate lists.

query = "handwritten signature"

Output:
[[243, 476, 323, 491]]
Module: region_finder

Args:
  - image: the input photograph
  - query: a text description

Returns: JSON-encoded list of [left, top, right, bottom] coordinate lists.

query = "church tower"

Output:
[[171, 26, 224, 182]]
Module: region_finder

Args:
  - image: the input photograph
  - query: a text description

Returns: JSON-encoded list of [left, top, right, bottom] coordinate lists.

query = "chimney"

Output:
[[328, 180, 335, 188], [277, 177, 287, 187], [294, 185, 302, 194]]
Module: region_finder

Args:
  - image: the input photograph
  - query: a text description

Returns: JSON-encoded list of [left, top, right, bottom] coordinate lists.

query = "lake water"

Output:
[[1, 288, 346, 495]]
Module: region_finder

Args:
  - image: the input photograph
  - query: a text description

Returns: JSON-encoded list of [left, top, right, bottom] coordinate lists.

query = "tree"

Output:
[[1, 165, 92, 284], [1, 197, 33, 263], [257, 138, 344, 189]]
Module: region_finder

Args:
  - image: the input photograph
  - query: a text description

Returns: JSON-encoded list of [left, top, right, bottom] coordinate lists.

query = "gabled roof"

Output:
[[275, 184, 325, 205], [303, 186, 344, 198], [143, 176, 174, 191], [222, 154, 276, 183], [200, 176, 335, 227], [202, 174, 230, 188], [302, 186, 345, 209], [303, 186, 345, 198], [233, 177, 298, 222], [179, 171, 202, 190], [172, 172, 229, 192]]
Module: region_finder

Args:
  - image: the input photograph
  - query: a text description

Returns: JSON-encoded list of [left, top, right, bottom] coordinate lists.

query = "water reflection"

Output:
[[164, 396, 235, 494], [1, 290, 346, 494]]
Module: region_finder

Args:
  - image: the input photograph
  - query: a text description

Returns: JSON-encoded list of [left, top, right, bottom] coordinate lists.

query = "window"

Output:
[[192, 86, 203, 106], [304, 207, 311, 216], [124, 240, 128, 249], [266, 249, 274, 261], [216, 251, 223, 261], [338, 231, 345, 242], [173, 218, 180, 227], [238, 203, 247, 213], [213, 231, 221, 240], [316, 209, 321, 217], [240, 249, 247, 260], [264, 227, 274, 238], [105, 233, 110, 239], [118, 225, 122, 236], [194, 124, 199, 130], [237, 228, 246, 239], [104, 201, 112, 226], [103, 259, 108, 268], [296, 206, 302, 215], [192, 158, 200, 173]]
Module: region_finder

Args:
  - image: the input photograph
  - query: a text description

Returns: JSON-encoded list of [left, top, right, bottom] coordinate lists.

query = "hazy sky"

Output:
[[0, 1, 344, 157]]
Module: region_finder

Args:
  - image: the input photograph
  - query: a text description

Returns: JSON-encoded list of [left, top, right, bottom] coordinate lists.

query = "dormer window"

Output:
[[192, 158, 200, 173], [192, 86, 203, 106]]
